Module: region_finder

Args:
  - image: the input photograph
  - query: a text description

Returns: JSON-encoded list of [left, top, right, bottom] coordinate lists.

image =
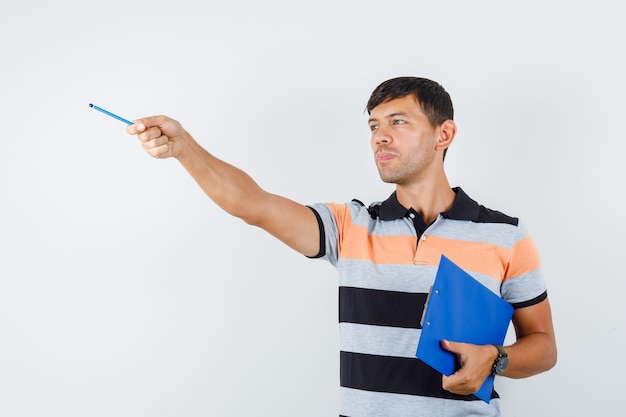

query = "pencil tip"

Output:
[[89, 103, 93, 107]]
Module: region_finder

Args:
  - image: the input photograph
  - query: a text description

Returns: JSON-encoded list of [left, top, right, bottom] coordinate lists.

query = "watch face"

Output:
[[495, 356, 509, 374]]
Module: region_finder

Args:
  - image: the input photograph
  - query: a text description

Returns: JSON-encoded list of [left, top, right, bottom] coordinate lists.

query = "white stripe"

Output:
[[427, 219, 520, 248], [340, 322, 421, 358], [502, 269, 547, 303], [337, 260, 436, 293]]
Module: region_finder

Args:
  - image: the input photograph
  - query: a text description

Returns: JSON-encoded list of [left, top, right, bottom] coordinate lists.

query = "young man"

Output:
[[127, 77, 557, 417]]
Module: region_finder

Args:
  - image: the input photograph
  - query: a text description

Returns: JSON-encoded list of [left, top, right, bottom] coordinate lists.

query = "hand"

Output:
[[440, 340, 498, 396], [126, 115, 187, 159]]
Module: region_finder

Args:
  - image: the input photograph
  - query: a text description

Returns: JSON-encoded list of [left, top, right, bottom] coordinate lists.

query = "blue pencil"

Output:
[[89, 103, 133, 125]]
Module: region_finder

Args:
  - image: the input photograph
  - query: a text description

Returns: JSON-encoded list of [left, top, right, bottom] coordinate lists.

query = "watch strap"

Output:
[[491, 344, 508, 375], [493, 344, 506, 357]]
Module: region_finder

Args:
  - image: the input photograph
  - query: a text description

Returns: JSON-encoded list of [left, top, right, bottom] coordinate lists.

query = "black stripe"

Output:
[[339, 287, 427, 329], [306, 206, 326, 259], [511, 291, 548, 309], [340, 351, 498, 401], [476, 206, 519, 226]]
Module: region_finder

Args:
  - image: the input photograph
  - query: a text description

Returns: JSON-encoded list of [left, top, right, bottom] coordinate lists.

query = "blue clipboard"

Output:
[[415, 255, 514, 403]]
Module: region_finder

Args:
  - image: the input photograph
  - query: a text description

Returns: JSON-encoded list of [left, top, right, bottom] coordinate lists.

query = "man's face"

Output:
[[368, 95, 440, 185]]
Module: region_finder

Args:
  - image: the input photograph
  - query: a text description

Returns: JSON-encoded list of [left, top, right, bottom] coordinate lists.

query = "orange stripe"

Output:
[[340, 228, 418, 264], [328, 203, 540, 283], [327, 203, 416, 264], [505, 235, 542, 280], [414, 235, 510, 282], [327, 203, 352, 233], [340, 229, 524, 284]]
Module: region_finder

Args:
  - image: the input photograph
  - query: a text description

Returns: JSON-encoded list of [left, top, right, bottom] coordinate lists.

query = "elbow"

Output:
[[545, 344, 558, 371], [533, 339, 557, 376], [240, 211, 264, 227], [543, 330, 558, 372]]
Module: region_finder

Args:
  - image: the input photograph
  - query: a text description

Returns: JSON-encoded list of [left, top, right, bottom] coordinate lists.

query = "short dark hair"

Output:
[[366, 77, 454, 127]]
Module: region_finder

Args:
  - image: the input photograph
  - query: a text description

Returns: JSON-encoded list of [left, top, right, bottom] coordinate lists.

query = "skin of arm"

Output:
[[441, 298, 557, 396], [126, 116, 321, 257]]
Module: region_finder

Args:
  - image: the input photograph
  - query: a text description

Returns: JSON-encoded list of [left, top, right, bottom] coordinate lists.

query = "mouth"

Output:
[[376, 151, 396, 163]]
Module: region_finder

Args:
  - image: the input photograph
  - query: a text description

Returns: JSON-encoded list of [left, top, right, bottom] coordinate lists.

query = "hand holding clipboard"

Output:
[[415, 255, 514, 403]]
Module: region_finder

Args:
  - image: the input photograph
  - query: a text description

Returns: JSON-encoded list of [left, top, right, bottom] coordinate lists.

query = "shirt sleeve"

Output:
[[306, 202, 347, 266], [500, 220, 548, 308]]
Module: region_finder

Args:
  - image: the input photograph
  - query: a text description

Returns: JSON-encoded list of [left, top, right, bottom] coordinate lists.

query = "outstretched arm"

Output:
[[126, 116, 321, 257]]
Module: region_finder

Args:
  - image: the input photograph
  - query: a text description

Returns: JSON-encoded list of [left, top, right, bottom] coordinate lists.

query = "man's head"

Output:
[[366, 77, 457, 185], [366, 77, 454, 126]]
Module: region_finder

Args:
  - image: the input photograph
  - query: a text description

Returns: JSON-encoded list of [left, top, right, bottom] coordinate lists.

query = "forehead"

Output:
[[369, 95, 425, 119]]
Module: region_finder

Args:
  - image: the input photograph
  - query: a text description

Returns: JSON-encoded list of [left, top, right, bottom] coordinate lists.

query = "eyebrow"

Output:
[[368, 112, 411, 124]]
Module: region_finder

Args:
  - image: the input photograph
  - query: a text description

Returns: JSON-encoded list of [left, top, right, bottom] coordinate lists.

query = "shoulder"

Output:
[[447, 188, 520, 227], [475, 204, 519, 226], [309, 199, 372, 223]]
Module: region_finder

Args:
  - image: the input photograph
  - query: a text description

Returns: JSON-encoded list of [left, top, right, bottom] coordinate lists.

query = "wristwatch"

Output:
[[491, 345, 508, 375]]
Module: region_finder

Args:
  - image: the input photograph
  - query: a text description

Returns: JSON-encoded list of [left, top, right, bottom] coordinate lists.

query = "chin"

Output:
[[379, 175, 401, 184]]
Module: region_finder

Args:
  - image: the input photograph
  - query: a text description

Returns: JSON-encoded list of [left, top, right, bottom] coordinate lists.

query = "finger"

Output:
[[443, 368, 485, 396], [442, 373, 459, 392], [136, 115, 171, 129], [442, 374, 473, 396], [126, 115, 170, 134], [145, 141, 172, 159], [142, 134, 169, 151], [137, 126, 164, 143], [127, 115, 182, 139]]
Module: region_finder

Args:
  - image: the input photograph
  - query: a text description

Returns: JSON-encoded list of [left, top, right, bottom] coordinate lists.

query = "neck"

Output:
[[395, 173, 455, 225]]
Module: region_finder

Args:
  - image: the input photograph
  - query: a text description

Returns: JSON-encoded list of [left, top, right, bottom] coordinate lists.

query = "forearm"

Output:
[[176, 132, 267, 224], [499, 298, 557, 379], [503, 331, 557, 379]]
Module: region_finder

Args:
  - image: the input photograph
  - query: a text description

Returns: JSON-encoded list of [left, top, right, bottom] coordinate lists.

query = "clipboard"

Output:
[[415, 255, 514, 403]]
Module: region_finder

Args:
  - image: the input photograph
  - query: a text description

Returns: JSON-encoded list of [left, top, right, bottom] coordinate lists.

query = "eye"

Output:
[[392, 119, 406, 126], [369, 124, 379, 132]]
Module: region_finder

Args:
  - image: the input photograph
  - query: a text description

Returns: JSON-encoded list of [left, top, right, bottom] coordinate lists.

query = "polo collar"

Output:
[[375, 187, 481, 222]]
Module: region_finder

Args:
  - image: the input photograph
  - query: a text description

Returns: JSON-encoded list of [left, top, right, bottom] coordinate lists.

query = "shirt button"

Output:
[[409, 213, 416, 219]]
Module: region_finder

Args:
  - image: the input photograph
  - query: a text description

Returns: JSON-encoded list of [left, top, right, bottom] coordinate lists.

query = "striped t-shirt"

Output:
[[309, 187, 547, 417]]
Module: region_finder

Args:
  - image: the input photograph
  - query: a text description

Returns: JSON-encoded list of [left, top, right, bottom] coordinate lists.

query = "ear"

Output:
[[435, 120, 457, 152]]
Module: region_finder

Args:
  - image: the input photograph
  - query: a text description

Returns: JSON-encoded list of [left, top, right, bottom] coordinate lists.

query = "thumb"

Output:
[[440, 339, 460, 353], [126, 115, 181, 137], [125, 120, 145, 135]]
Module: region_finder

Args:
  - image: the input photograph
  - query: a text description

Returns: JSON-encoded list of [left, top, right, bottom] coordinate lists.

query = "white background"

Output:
[[1, 1, 624, 416]]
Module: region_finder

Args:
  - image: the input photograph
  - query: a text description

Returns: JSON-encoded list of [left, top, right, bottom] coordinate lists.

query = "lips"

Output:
[[376, 151, 396, 162]]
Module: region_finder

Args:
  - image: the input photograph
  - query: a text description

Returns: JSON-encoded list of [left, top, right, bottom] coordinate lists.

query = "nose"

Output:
[[373, 128, 392, 145]]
